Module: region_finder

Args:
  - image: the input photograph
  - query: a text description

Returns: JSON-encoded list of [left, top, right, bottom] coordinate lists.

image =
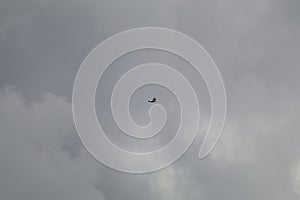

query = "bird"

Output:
[[148, 97, 157, 103]]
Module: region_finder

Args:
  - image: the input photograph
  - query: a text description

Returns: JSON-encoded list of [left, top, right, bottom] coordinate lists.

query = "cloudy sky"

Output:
[[0, 0, 300, 199]]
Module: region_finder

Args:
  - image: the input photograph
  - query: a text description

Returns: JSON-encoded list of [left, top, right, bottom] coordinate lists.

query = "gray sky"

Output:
[[0, 0, 300, 199]]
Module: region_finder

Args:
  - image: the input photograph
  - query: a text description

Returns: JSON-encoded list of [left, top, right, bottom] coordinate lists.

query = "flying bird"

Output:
[[148, 97, 157, 103]]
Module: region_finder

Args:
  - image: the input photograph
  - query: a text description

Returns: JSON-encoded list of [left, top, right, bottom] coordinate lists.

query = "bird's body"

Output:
[[148, 98, 157, 103]]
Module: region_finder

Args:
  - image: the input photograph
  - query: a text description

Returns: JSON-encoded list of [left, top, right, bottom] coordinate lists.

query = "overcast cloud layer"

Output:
[[0, 0, 300, 200]]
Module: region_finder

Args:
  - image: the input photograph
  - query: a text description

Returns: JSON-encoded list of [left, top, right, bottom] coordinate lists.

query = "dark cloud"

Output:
[[0, 0, 299, 200]]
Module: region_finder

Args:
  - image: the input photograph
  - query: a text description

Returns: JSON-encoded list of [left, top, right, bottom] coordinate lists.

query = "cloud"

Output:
[[0, 87, 106, 200], [293, 162, 300, 196], [0, 0, 300, 200]]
